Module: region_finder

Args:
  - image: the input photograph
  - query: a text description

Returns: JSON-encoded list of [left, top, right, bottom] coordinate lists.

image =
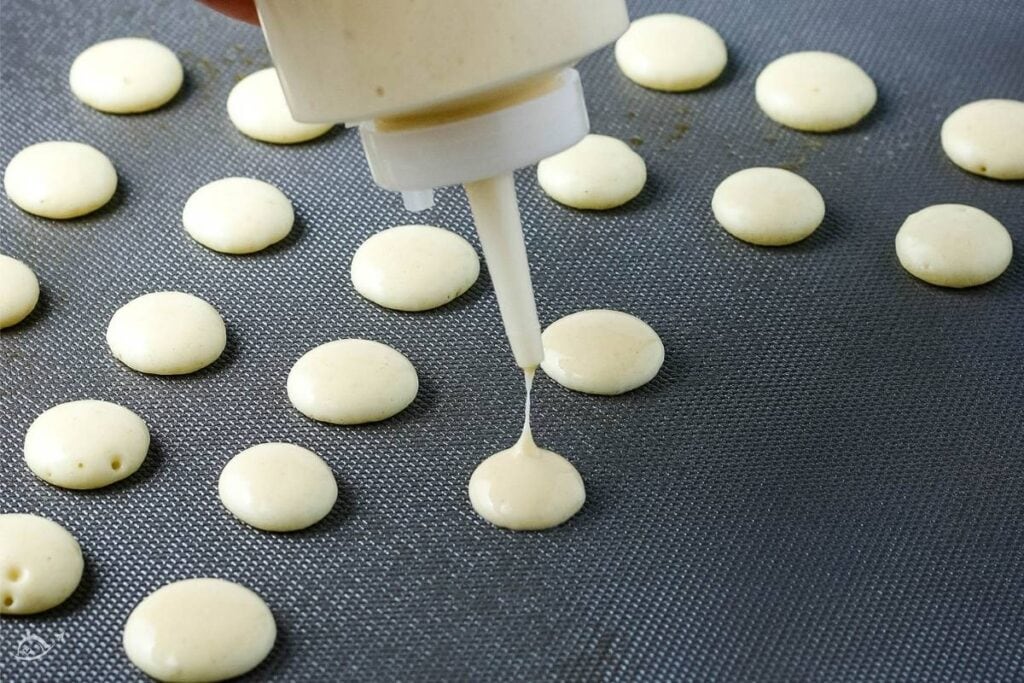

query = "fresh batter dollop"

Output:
[[712, 167, 825, 246], [615, 13, 727, 92], [895, 204, 1012, 288], [228, 68, 333, 144], [756, 51, 876, 132], [219, 443, 337, 532], [287, 339, 418, 424], [0, 514, 83, 615], [537, 134, 647, 210], [107, 292, 226, 375], [183, 177, 294, 254], [941, 99, 1024, 180], [351, 224, 479, 311], [70, 37, 183, 114], [4, 141, 117, 219], [123, 578, 276, 682], [469, 370, 585, 530], [541, 309, 664, 395], [25, 400, 150, 489], [0, 254, 39, 328]]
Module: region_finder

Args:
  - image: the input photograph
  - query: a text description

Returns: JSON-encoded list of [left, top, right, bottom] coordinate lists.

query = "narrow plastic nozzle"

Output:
[[464, 174, 544, 370], [401, 189, 435, 212]]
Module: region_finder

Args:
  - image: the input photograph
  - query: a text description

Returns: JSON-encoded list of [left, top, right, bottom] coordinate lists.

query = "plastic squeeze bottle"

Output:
[[254, 0, 629, 369]]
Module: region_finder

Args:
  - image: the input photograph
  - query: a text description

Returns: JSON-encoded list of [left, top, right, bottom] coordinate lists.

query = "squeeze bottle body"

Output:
[[255, 0, 629, 368]]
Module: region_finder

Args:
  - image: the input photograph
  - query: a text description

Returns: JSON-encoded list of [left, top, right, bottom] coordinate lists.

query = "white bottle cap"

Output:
[[358, 69, 589, 211]]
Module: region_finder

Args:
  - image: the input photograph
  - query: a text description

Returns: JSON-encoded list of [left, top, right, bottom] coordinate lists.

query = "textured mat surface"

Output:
[[2, 0, 1023, 680]]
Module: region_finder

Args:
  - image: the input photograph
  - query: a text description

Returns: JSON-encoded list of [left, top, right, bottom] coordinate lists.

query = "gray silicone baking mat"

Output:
[[2, 0, 1023, 680]]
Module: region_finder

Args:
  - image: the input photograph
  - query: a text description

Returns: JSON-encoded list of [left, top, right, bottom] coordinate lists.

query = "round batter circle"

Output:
[[0, 514, 83, 615], [287, 339, 418, 425], [219, 443, 337, 532], [350, 224, 479, 311], [941, 99, 1024, 180], [3, 141, 117, 219], [712, 167, 825, 246], [895, 204, 1012, 288], [756, 51, 877, 132], [123, 578, 276, 682], [24, 400, 150, 490], [469, 437, 586, 531], [541, 309, 664, 395], [0, 255, 39, 328], [614, 13, 727, 92], [227, 68, 333, 144], [69, 37, 183, 114], [183, 177, 294, 254], [106, 292, 226, 375], [537, 134, 647, 210]]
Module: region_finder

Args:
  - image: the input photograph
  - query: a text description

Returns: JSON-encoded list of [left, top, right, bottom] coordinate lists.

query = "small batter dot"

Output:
[[469, 370, 585, 531], [350, 224, 479, 311], [615, 13, 727, 92], [0, 255, 40, 328], [0, 514, 83, 615], [287, 339, 418, 425], [123, 578, 276, 682], [69, 37, 183, 113], [227, 68, 333, 144], [469, 433, 585, 531], [756, 51, 876, 132], [183, 177, 294, 254], [537, 134, 647, 210], [219, 443, 337, 532], [712, 167, 825, 246], [541, 309, 664, 395], [941, 99, 1024, 180], [24, 400, 149, 490], [895, 204, 1012, 288], [4, 141, 117, 219], [106, 292, 226, 375]]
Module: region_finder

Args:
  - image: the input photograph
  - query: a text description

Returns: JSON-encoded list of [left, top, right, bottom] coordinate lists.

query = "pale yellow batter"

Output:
[[227, 68, 333, 144], [895, 204, 1012, 288], [941, 99, 1024, 180], [70, 37, 183, 114], [287, 339, 418, 424], [537, 134, 647, 210], [258, 0, 627, 122], [4, 141, 117, 219], [350, 224, 480, 311], [469, 370, 586, 530], [123, 578, 276, 682], [24, 400, 150, 489], [0, 513, 83, 615], [0, 254, 39, 328], [219, 443, 337, 532], [756, 51, 877, 132], [614, 13, 727, 92], [183, 177, 294, 254], [106, 292, 226, 375], [541, 309, 664, 395], [712, 167, 825, 246]]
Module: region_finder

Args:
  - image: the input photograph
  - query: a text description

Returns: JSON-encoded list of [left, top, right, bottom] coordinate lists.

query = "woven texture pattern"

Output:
[[2, 0, 1023, 680]]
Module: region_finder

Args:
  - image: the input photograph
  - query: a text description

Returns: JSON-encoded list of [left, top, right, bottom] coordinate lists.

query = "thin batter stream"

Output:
[[468, 369, 585, 531]]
